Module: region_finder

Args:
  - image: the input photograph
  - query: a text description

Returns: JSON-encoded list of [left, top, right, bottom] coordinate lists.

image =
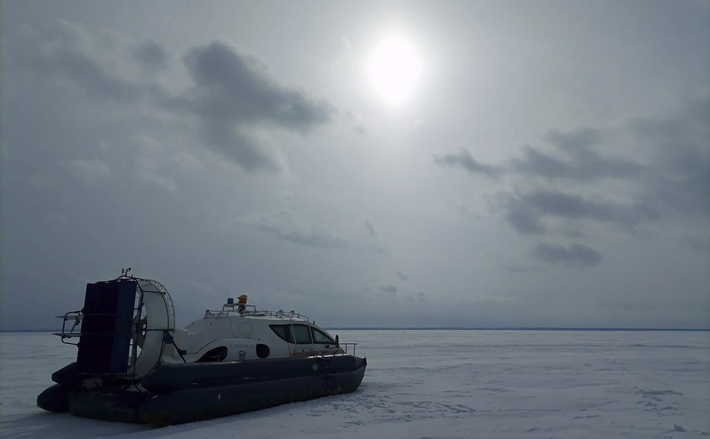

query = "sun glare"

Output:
[[367, 36, 422, 106]]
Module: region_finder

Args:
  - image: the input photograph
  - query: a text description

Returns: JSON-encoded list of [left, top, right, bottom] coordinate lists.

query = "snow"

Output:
[[1, 330, 709, 438]]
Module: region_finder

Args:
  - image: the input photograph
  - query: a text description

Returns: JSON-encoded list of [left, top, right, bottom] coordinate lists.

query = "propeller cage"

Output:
[[76, 277, 175, 377]]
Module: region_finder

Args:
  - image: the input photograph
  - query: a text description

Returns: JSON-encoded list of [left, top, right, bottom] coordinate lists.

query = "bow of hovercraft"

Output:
[[37, 270, 367, 425]]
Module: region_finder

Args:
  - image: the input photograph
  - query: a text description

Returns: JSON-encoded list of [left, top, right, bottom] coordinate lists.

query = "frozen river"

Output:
[[1, 330, 708, 438]]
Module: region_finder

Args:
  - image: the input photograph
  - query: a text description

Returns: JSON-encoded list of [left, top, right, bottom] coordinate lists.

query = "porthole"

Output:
[[256, 344, 270, 359]]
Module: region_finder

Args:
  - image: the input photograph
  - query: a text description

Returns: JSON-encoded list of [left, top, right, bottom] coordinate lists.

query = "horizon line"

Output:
[[328, 327, 710, 331], [2, 327, 709, 333]]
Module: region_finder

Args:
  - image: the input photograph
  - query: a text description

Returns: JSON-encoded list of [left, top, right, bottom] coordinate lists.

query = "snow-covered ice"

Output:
[[1, 330, 708, 438]]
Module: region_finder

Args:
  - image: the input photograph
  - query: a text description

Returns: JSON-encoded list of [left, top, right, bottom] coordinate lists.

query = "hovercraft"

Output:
[[37, 269, 367, 426]]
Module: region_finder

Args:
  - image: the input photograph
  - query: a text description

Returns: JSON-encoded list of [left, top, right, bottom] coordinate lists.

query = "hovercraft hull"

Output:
[[38, 355, 366, 426]]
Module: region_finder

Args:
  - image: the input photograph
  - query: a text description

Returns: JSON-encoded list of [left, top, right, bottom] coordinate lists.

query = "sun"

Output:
[[367, 36, 422, 106]]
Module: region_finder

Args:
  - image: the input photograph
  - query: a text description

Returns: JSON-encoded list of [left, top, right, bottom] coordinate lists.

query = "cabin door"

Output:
[[289, 324, 338, 357], [290, 324, 317, 357]]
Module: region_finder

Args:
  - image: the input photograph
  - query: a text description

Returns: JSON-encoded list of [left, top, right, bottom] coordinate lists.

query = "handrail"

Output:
[[340, 342, 358, 355], [55, 310, 83, 345], [205, 308, 312, 323]]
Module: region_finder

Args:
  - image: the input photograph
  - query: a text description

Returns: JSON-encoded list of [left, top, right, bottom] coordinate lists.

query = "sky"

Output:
[[1, 0, 709, 330]]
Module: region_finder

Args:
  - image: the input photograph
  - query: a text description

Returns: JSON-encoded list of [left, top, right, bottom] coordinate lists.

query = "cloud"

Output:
[[503, 190, 659, 235], [498, 98, 709, 238], [504, 195, 547, 234], [13, 23, 337, 174], [544, 127, 602, 151], [535, 191, 650, 223], [510, 127, 644, 181], [396, 271, 410, 281], [434, 130, 641, 183], [380, 284, 397, 293], [531, 243, 602, 267], [178, 42, 337, 171], [511, 145, 644, 182], [431, 98, 708, 248], [432, 149, 500, 178], [631, 96, 710, 217], [241, 210, 348, 249], [19, 22, 143, 104], [464, 97, 708, 238], [510, 146, 572, 180], [181, 41, 336, 132], [364, 220, 378, 237], [406, 291, 427, 302]]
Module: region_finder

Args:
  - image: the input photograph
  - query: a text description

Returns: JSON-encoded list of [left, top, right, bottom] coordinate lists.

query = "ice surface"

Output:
[[1, 330, 709, 438]]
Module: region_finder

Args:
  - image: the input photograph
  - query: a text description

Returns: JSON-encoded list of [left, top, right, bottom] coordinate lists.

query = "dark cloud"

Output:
[[364, 220, 378, 237], [511, 128, 643, 181], [195, 122, 281, 172], [243, 211, 348, 249], [511, 145, 643, 181], [503, 190, 658, 234], [14, 24, 336, 173], [510, 146, 573, 180], [380, 284, 397, 293], [433, 100, 706, 246], [179, 42, 336, 171], [396, 272, 410, 281], [435, 129, 641, 183], [521, 191, 654, 224], [432, 149, 500, 178], [497, 99, 708, 237], [531, 243, 602, 267], [504, 195, 547, 234], [183, 42, 335, 131]]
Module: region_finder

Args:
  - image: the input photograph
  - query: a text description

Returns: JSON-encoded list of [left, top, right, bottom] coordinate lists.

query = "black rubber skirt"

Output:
[[37, 355, 367, 426]]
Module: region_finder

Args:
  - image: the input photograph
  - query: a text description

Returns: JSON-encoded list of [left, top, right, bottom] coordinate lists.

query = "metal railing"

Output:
[[53, 311, 83, 345], [340, 342, 358, 355], [205, 307, 312, 323]]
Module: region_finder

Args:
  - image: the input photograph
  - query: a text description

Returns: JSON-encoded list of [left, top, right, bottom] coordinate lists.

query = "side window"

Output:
[[293, 324, 313, 344], [311, 327, 335, 344], [269, 325, 294, 343]]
